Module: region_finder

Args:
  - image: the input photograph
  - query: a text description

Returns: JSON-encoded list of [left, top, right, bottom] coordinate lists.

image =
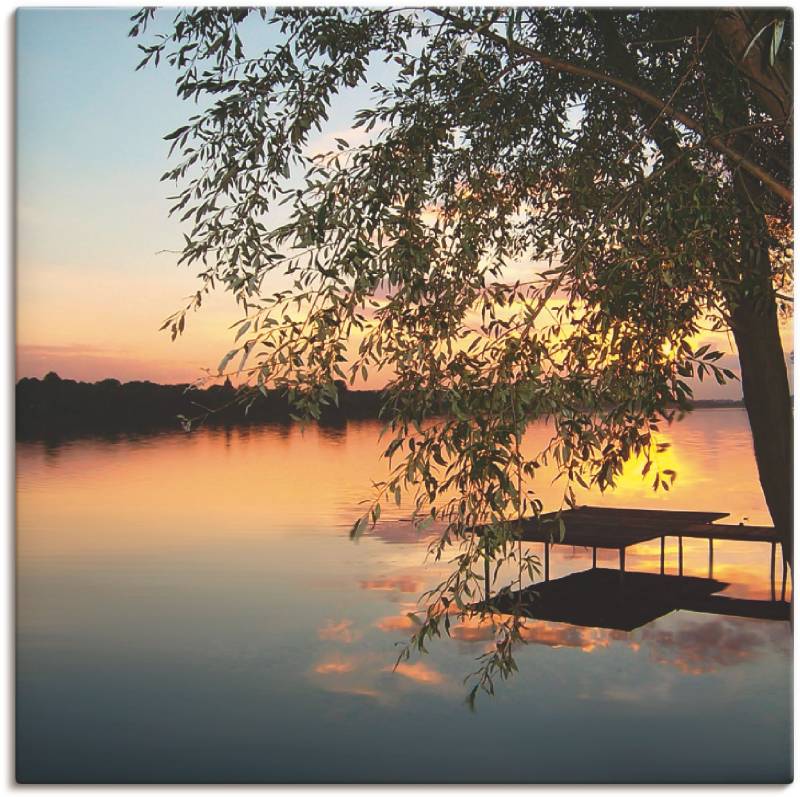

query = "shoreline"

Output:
[[16, 372, 747, 442]]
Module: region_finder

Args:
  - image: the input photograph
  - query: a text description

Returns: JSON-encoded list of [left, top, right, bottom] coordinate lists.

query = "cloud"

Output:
[[16, 343, 204, 384]]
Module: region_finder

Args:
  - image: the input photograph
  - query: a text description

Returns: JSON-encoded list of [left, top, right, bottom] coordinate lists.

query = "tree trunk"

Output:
[[729, 261, 793, 569], [714, 9, 793, 144], [590, 10, 793, 563], [715, 8, 794, 568]]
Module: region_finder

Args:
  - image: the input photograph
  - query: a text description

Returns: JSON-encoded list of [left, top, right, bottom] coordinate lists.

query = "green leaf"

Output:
[[234, 321, 251, 342], [349, 515, 368, 540], [217, 349, 237, 374], [770, 19, 785, 65], [163, 125, 189, 141]]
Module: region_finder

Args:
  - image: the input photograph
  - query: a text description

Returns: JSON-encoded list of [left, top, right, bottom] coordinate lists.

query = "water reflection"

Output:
[[641, 616, 791, 675], [16, 409, 792, 783]]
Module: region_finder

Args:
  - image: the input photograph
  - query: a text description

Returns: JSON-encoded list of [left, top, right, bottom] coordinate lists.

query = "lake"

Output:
[[16, 408, 792, 783]]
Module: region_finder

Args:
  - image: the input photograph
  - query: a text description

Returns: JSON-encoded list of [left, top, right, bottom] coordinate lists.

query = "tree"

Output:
[[132, 7, 792, 699]]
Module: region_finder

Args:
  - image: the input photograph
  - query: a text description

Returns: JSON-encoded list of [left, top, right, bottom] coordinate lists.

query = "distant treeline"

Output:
[[16, 372, 383, 441], [16, 372, 744, 441]]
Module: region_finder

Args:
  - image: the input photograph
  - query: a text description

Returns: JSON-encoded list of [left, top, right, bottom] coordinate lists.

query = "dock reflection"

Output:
[[486, 567, 791, 632]]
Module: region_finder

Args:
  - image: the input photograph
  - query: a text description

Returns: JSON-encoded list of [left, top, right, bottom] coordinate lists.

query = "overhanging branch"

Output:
[[431, 8, 792, 206]]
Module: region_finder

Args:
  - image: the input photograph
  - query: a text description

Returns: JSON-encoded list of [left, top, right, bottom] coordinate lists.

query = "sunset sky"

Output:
[[16, 8, 792, 397], [17, 8, 257, 384]]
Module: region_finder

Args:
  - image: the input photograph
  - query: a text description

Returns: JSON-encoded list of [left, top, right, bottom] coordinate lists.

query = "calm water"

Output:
[[16, 409, 792, 783]]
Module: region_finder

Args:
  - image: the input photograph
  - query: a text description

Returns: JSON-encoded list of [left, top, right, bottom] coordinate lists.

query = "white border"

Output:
[[3, 1, 797, 795]]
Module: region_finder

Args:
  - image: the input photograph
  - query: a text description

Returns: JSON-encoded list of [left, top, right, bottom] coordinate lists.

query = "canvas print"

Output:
[[16, 6, 793, 784]]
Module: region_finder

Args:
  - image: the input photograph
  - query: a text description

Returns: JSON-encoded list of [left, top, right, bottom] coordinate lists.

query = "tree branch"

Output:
[[430, 8, 792, 206]]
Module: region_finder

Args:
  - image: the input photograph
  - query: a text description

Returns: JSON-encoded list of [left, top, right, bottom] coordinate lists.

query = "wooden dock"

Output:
[[478, 505, 789, 602]]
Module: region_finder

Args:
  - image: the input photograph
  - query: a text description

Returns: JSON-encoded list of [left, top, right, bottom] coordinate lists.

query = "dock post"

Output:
[[770, 542, 777, 601], [619, 548, 626, 586], [592, 547, 597, 569], [678, 536, 683, 576], [484, 535, 491, 602], [544, 542, 550, 582], [660, 536, 665, 575], [708, 538, 714, 579], [781, 556, 788, 602]]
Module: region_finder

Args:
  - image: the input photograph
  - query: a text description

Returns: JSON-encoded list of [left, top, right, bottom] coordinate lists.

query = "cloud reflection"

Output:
[[360, 576, 423, 594], [387, 661, 446, 686], [314, 656, 357, 675], [318, 619, 361, 644], [375, 615, 416, 633], [641, 617, 789, 675]]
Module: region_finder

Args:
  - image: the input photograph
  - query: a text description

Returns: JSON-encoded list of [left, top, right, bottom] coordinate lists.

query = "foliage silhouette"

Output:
[[130, 7, 792, 700]]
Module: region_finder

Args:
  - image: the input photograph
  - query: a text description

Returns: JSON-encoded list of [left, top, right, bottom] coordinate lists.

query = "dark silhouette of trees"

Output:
[[16, 375, 384, 440]]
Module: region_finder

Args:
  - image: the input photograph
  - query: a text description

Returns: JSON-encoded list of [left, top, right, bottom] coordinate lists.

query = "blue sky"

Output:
[[17, 8, 217, 382], [15, 8, 392, 384]]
